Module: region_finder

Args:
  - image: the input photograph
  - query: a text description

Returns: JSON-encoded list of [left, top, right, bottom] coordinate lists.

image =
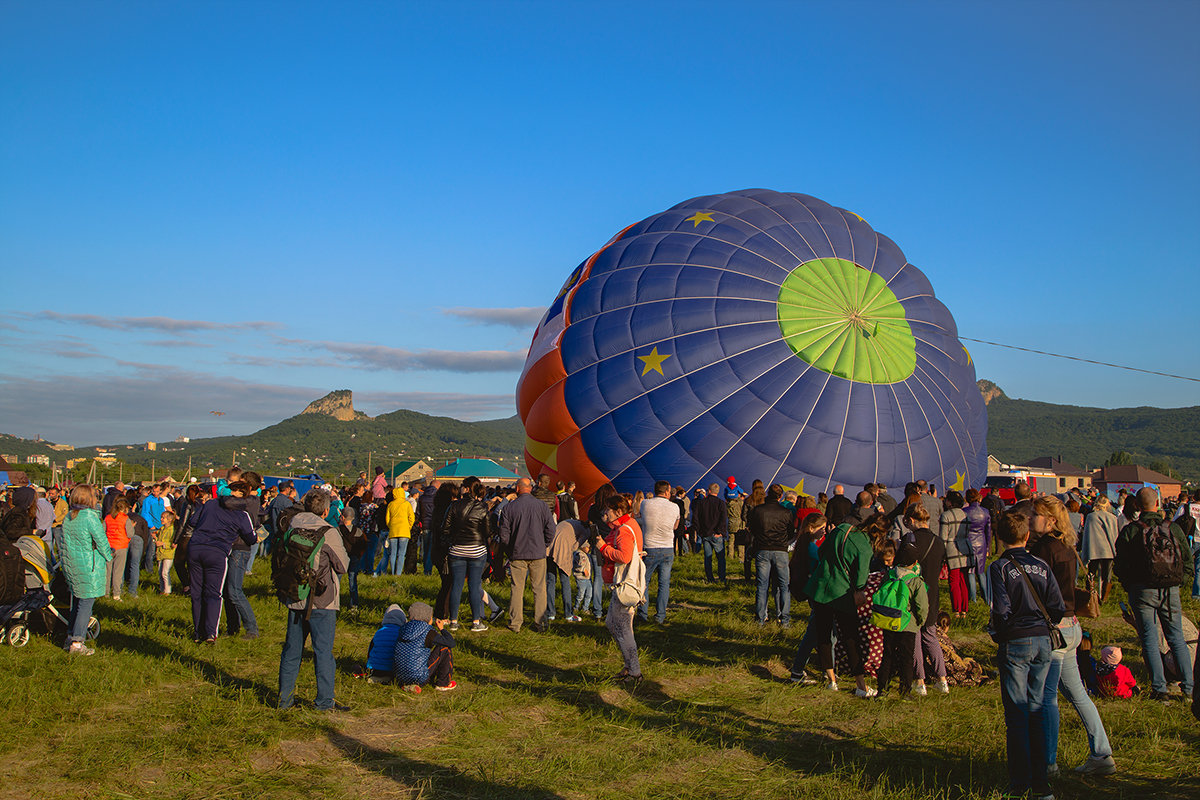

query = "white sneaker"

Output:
[[854, 687, 878, 699], [67, 642, 95, 656], [937, 679, 950, 694], [824, 680, 839, 692], [914, 682, 928, 696]]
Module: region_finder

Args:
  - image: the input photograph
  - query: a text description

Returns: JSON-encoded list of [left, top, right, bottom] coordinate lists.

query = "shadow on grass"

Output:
[[325, 729, 567, 799], [101, 626, 278, 705], [460, 640, 1199, 800]]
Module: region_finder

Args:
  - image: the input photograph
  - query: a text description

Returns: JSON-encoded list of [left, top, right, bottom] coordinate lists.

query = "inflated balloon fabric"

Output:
[[518, 189, 987, 500]]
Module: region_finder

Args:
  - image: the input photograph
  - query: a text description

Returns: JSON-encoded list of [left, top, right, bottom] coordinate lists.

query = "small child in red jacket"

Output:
[[1096, 646, 1138, 699]]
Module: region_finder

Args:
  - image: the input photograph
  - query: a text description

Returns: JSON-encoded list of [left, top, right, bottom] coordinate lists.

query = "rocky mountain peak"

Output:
[[300, 390, 371, 421], [976, 379, 1007, 405]]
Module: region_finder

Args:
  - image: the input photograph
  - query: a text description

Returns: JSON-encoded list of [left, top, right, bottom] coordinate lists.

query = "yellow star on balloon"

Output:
[[781, 479, 807, 497], [950, 470, 966, 492], [638, 347, 671, 376], [685, 212, 714, 227]]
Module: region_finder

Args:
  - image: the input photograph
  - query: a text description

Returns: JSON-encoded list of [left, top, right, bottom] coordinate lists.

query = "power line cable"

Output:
[[960, 337, 1200, 383]]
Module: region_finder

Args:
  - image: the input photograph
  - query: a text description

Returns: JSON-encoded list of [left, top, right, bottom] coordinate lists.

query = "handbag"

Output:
[[1073, 551, 1101, 619], [1006, 553, 1068, 650], [611, 525, 646, 606]]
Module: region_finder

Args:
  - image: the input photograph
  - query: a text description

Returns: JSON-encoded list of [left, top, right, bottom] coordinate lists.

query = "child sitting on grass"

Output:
[[1096, 646, 1138, 699], [393, 601, 456, 693], [365, 604, 409, 684], [156, 510, 177, 594], [935, 611, 985, 686]]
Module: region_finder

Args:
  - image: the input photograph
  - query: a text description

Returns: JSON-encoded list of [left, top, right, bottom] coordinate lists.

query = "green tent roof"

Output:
[[434, 458, 520, 480]]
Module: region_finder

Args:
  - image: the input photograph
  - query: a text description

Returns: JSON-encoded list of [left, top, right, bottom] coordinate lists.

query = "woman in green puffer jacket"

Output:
[[59, 484, 112, 655]]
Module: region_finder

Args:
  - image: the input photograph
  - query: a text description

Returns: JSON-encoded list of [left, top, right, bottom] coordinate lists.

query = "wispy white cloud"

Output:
[[279, 337, 527, 373], [443, 306, 545, 329], [0, 366, 320, 445], [145, 339, 213, 349], [32, 311, 281, 333]]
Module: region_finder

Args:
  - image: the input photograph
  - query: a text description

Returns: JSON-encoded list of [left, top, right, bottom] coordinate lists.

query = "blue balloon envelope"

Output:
[[518, 189, 987, 498]]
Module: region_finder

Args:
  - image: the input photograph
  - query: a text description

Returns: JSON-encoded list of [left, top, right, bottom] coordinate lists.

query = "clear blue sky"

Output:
[[2, 1, 1197, 445]]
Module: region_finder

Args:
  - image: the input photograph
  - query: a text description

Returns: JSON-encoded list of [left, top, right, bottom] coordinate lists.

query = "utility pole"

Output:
[[367, 451, 372, 477], [151, 459, 156, 481]]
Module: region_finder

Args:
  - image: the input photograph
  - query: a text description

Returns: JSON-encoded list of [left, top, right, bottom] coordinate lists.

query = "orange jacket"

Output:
[[104, 512, 130, 550], [599, 514, 643, 584]]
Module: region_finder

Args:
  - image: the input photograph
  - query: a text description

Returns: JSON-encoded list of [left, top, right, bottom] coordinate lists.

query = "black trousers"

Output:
[[811, 595, 863, 676], [428, 644, 454, 687], [878, 629, 917, 694]]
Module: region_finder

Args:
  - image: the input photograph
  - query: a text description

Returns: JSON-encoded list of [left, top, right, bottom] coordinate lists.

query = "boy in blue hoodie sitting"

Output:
[[365, 604, 408, 684], [394, 601, 456, 693]]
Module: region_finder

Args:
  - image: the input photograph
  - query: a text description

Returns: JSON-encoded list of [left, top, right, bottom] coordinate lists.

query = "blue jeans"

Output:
[[449, 554, 488, 622], [422, 530, 433, 575], [245, 528, 266, 574], [998, 635, 1052, 794], [575, 577, 594, 612], [126, 536, 144, 597], [223, 549, 258, 636], [1044, 619, 1111, 763], [346, 568, 360, 607], [68, 595, 96, 644], [1192, 541, 1200, 599], [546, 565, 574, 618], [1128, 584, 1194, 694], [968, 569, 990, 605], [382, 538, 408, 576], [755, 550, 790, 623], [702, 536, 726, 582], [278, 608, 337, 709], [143, 532, 157, 571], [590, 551, 604, 615], [638, 548, 674, 622]]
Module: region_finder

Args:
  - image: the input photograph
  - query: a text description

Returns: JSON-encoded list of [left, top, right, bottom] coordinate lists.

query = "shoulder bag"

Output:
[[1073, 550, 1101, 618], [611, 525, 646, 606]]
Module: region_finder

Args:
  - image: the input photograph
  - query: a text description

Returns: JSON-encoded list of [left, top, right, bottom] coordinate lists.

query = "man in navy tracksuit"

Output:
[[989, 510, 1065, 800], [187, 484, 257, 643]]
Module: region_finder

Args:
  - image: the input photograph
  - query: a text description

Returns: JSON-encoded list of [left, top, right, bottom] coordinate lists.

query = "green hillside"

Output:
[[984, 389, 1200, 482], [5, 383, 1198, 484]]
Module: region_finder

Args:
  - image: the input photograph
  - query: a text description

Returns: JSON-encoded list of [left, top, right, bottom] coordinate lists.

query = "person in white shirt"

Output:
[[636, 480, 680, 624]]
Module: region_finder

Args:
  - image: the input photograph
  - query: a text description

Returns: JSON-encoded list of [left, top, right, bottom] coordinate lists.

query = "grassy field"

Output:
[[2, 554, 1197, 800]]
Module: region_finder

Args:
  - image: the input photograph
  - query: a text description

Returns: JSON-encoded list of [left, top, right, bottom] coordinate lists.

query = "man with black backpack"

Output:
[[1114, 487, 1194, 702], [276, 489, 350, 712]]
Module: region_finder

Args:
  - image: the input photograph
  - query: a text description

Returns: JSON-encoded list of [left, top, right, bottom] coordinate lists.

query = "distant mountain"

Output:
[[981, 381, 1199, 481], [5, 385, 1197, 483]]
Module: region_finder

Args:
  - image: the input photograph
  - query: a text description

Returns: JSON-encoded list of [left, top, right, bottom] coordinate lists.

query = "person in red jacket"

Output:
[[596, 494, 644, 683]]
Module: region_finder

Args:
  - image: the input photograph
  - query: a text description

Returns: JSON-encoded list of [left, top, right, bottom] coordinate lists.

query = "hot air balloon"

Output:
[[517, 189, 987, 502]]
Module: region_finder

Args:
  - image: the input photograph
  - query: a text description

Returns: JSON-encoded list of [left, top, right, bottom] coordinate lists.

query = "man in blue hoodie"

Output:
[[989, 510, 1065, 800]]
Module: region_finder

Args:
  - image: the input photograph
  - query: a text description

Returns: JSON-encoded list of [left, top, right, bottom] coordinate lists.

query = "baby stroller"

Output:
[[2, 535, 98, 647]]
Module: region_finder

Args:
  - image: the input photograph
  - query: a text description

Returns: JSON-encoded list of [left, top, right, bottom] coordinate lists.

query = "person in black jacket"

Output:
[[692, 483, 729, 584], [747, 484, 795, 626], [441, 478, 494, 631], [989, 510, 1064, 800]]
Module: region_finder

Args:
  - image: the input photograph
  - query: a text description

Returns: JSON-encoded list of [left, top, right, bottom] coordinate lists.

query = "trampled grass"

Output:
[[2, 555, 1198, 799]]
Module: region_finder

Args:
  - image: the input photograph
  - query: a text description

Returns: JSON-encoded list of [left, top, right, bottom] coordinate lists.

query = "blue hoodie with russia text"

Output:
[[988, 547, 1066, 642]]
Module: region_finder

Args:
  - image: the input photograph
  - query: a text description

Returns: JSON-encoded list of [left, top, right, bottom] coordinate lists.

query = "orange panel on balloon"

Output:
[[556, 435, 609, 501], [525, 381, 576, 445], [517, 350, 566, 421]]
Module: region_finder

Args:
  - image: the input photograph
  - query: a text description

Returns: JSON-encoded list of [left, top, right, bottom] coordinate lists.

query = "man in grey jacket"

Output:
[[278, 489, 350, 712], [499, 477, 555, 632]]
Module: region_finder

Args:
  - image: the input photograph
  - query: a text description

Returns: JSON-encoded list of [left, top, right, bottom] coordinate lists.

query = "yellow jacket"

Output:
[[386, 497, 415, 539]]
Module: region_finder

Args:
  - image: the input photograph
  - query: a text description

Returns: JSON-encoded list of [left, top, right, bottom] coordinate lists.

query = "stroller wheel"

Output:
[[7, 623, 30, 647], [86, 617, 100, 641]]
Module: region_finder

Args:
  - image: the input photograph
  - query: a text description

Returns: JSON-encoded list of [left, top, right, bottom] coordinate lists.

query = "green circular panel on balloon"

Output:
[[777, 257, 916, 383]]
